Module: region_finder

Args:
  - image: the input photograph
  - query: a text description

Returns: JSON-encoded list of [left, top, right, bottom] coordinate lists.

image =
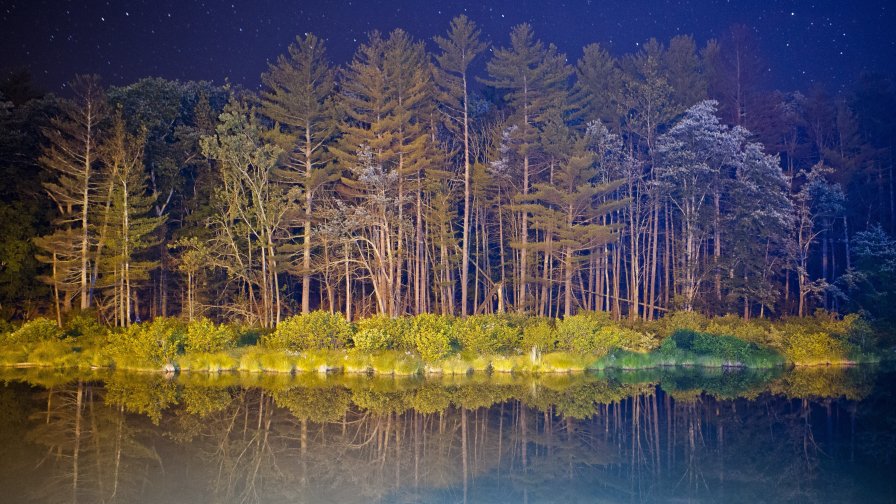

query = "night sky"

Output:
[[1, 0, 893, 94]]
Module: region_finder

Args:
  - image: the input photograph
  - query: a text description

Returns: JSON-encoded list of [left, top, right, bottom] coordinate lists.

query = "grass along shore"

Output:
[[0, 310, 881, 375]]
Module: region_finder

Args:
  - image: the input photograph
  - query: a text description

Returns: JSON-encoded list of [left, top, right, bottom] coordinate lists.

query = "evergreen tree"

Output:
[[259, 33, 339, 314], [481, 23, 570, 312], [35, 74, 107, 314], [98, 114, 166, 326], [434, 14, 488, 316], [570, 43, 622, 129], [335, 29, 435, 315], [523, 121, 625, 316]]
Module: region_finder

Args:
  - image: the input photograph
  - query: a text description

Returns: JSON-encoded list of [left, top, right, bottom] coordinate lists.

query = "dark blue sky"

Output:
[[1, 0, 893, 93]]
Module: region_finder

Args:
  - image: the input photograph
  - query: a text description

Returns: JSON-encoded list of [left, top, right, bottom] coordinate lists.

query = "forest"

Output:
[[1, 15, 895, 341]]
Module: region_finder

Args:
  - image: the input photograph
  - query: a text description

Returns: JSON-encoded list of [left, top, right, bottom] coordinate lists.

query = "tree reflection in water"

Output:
[[0, 366, 891, 503]]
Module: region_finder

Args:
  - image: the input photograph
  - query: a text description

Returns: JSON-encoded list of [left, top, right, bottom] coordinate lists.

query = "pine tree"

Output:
[[723, 141, 793, 317], [481, 23, 570, 312], [663, 35, 706, 113], [434, 14, 488, 316], [335, 29, 435, 316], [35, 75, 107, 314], [259, 33, 339, 314], [523, 121, 625, 316], [98, 114, 166, 326], [570, 43, 622, 128]]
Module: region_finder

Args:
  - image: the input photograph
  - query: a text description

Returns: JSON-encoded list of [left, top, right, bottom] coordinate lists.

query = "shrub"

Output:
[[520, 318, 556, 352], [4, 318, 63, 346], [454, 314, 520, 354], [235, 326, 265, 346], [614, 326, 659, 353], [410, 314, 454, 362], [353, 315, 412, 352], [0, 318, 14, 337], [105, 317, 185, 369], [556, 314, 638, 357], [840, 313, 877, 351], [704, 315, 770, 345], [184, 318, 237, 354], [264, 311, 352, 351], [655, 311, 709, 338], [659, 329, 785, 367], [783, 329, 852, 365], [63, 311, 106, 340], [556, 314, 597, 353]]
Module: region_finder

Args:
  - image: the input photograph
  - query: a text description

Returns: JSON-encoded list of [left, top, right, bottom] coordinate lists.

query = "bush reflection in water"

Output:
[[0, 366, 892, 503]]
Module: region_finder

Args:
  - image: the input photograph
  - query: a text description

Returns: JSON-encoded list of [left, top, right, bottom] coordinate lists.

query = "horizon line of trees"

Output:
[[2, 15, 895, 329]]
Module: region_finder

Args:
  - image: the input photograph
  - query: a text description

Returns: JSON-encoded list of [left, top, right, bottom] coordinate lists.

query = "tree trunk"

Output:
[[460, 73, 471, 317]]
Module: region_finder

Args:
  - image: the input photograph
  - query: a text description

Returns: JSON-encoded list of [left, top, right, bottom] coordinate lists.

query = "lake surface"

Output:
[[0, 366, 893, 503]]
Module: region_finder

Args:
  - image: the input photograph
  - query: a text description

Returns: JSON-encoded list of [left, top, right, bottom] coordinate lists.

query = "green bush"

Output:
[[655, 311, 709, 338], [454, 314, 520, 354], [264, 311, 352, 351], [839, 313, 876, 351], [690, 331, 757, 362], [353, 315, 412, 352], [615, 326, 659, 353], [184, 318, 237, 354], [105, 317, 185, 369], [4, 318, 63, 346], [0, 318, 14, 337], [557, 313, 641, 357], [704, 315, 770, 345], [658, 329, 785, 367], [557, 314, 597, 353], [783, 329, 853, 365], [521, 318, 556, 352], [410, 313, 454, 362], [63, 311, 106, 340]]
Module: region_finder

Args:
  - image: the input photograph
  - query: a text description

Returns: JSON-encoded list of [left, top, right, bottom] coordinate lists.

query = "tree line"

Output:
[[1, 16, 895, 328]]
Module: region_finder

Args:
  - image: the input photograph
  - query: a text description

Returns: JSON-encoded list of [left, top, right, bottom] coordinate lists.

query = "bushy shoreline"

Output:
[[0, 310, 881, 375]]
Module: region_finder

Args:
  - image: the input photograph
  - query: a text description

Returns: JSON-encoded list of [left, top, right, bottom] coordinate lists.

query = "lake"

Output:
[[0, 366, 893, 503]]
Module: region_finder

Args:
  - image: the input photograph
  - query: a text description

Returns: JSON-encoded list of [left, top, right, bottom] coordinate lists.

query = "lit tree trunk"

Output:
[[52, 252, 62, 327], [344, 240, 352, 321], [563, 245, 574, 317], [79, 125, 92, 311], [648, 200, 660, 320], [519, 151, 530, 313], [301, 125, 314, 315], [714, 191, 722, 310], [122, 176, 131, 326], [629, 187, 640, 320], [460, 72, 472, 317]]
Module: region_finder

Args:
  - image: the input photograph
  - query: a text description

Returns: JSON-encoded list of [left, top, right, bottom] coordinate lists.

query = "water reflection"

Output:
[[0, 367, 892, 503]]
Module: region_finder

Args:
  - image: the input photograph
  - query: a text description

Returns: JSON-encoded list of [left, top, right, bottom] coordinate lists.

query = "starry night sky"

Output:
[[1, 0, 893, 94]]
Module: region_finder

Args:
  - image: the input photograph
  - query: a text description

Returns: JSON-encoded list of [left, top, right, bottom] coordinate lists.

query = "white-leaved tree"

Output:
[[655, 100, 741, 311]]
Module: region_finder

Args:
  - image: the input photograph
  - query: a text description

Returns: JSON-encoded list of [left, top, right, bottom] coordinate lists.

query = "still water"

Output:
[[0, 366, 893, 503]]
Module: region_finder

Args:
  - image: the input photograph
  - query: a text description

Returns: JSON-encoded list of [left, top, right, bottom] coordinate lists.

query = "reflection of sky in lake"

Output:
[[0, 367, 892, 503]]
